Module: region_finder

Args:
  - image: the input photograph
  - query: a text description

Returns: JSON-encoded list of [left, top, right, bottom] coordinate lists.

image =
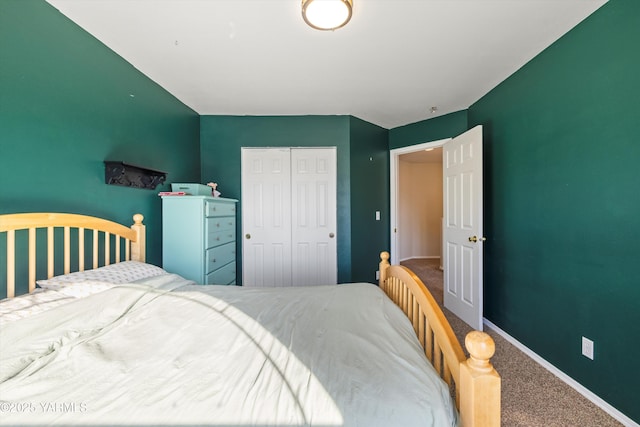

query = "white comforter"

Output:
[[0, 274, 457, 426]]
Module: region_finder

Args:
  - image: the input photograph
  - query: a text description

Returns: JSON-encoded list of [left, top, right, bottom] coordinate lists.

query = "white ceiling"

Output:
[[46, 0, 607, 129]]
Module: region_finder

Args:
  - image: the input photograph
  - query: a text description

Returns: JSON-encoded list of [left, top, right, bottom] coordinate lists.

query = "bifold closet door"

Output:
[[241, 148, 293, 287], [242, 147, 337, 287], [290, 148, 337, 286]]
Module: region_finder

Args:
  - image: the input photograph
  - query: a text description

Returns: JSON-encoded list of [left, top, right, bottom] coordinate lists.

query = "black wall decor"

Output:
[[104, 161, 167, 190]]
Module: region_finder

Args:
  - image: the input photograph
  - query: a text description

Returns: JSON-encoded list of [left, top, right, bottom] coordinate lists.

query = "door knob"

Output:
[[468, 236, 486, 243], [329, 232, 335, 238], [245, 233, 251, 239]]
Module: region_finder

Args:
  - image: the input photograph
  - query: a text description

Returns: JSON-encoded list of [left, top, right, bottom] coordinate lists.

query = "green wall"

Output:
[[200, 115, 390, 285], [0, 0, 200, 297], [200, 116, 352, 284], [468, 0, 639, 421], [389, 110, 468, 150], [349, 117, 390, 282]]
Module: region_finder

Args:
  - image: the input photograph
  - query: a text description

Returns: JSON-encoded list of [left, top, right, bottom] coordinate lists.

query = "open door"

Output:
[[443, 125, 484, 330]]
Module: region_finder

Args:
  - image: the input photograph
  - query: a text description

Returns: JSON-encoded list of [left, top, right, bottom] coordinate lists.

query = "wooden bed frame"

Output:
[[1, 212, 498, 426], [0, 213, 146, 298], [379, 251, 500, 427]]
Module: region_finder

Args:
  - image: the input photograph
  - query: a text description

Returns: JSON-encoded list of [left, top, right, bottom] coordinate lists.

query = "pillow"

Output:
[[37, 261, 167, 289]]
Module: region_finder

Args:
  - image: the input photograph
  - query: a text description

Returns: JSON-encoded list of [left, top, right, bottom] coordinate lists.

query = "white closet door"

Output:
[[291, 148, 337, 286], [242, 147, 337, 287], [241, 148, 292, 287]]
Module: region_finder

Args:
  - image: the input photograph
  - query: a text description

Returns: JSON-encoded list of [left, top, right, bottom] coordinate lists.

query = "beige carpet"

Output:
[[401, 258, 623, 427]]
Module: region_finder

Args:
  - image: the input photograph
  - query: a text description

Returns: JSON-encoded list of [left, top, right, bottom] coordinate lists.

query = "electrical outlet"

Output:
[[582, 336, 594, 360]]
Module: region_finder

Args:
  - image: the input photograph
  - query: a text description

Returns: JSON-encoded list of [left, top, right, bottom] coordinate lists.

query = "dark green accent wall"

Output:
[[200, 116, 352, 284], [389, 110, 468, 150], [468, 0, 639, 421], [200, 115, 390, 285], [0, 0, 200, 297], [349, 117, 390, 283]]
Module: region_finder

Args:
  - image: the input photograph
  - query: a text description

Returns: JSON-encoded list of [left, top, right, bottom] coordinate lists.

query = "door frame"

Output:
[[389, 138, 451, 265]]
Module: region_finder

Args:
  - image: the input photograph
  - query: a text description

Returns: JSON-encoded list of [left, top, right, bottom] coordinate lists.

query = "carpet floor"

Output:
[[401, 258, 623, 427]]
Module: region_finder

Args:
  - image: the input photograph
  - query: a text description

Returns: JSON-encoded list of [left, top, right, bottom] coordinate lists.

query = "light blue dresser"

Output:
[[161, 196, 238, 285]]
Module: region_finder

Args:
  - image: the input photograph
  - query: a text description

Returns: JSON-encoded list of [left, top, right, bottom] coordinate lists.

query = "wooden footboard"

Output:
[[0, 213, 146, 298], [379, 252, 500, 427]]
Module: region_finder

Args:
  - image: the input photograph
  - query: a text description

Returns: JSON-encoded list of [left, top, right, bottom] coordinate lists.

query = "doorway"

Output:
[[398, 148, 444, 266], [390, 138, 450, 266], [390, 126, 484, 330]]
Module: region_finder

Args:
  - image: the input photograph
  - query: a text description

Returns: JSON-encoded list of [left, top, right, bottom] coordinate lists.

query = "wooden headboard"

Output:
[[0, 213, 146, 298]]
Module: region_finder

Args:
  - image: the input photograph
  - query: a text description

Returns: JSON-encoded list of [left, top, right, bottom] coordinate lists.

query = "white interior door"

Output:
[[242, 147, 337, 287], [241, 148, 292, 287], [443, 126, 484, 330], [291, 148, 337, 286]]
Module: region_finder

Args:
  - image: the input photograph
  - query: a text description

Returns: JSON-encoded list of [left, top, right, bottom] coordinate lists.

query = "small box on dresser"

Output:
[[161, 196, 238, 285]]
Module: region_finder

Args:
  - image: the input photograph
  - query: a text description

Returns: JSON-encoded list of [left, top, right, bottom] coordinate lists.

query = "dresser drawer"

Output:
[[206, 217, 235, 232], [206, 218, 235, 247], [206, 262, 236, 285], [205, 201, 237, 217], [205, 242, 236, 273], [206, 228, 236, 248]]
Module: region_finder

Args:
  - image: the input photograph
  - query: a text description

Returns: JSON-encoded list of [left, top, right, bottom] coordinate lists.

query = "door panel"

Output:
[[443, 126, 484, 330], [291, 148, 337, 286], [242, 148, 292, 287]]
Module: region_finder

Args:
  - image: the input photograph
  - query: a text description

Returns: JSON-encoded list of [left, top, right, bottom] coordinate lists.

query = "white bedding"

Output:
[[0, 288, 75, 325], [0, 274, 458, 426]]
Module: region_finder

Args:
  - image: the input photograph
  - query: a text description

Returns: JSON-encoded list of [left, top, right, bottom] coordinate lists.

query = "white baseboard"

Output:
[[483, 319, 638, 427]]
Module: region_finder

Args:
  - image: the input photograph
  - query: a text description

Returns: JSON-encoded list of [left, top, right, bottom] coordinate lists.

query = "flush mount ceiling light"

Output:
[[302, 0, 353, 31]]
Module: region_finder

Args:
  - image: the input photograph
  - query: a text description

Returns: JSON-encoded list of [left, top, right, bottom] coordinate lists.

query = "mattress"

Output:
[[0, 273, 458, 426]]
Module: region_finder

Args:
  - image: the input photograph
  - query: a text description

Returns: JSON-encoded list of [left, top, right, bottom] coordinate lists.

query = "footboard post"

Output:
[[459, 331, 501, 427], [379, 251, 390, 288], [130, 214, 146, 262]]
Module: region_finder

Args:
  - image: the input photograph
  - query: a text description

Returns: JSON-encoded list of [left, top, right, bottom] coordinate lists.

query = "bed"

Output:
[[0, 212, 500, 426]]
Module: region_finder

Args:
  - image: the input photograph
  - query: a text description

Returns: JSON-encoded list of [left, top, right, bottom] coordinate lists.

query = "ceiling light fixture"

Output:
[[302, 0, 353, 31]]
